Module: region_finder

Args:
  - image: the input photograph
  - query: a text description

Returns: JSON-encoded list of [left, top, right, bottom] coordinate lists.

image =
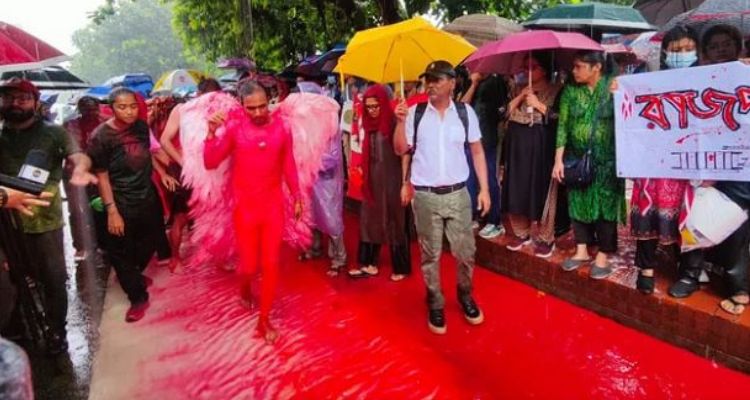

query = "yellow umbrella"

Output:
[[153, 69, 209, 92], [335, 17, 476, 85]]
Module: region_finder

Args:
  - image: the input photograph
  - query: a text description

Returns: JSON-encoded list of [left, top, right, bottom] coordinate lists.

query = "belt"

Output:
[[413, 182, 466, 195]]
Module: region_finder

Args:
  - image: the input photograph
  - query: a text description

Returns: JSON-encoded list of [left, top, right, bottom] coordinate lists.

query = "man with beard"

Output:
[[0, 78, 96, 355]]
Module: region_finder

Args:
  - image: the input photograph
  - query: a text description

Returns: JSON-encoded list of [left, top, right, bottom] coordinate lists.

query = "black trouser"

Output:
[[24, 228, 68, 336], [0, 248, 16, 332], [106, 202, 161, 304], [635, 239, 678, 270], [571, 219, 618, 254], [679, 218, 750, 295], [153, 196, 171, 261], [357, 241, 411, 275]]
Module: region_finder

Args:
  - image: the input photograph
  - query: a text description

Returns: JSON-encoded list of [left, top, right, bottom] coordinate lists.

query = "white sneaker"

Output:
[[479, 224, 504, 239]]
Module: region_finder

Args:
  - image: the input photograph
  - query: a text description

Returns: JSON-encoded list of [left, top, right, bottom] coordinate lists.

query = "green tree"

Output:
[[70, 0, 210, 84], [170, 0, 638, 71]]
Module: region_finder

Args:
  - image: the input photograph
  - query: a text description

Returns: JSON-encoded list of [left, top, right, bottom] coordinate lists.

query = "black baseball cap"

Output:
[[419, 60, 456, 79]]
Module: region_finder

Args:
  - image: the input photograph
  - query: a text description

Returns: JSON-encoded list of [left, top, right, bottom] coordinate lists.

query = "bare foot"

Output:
[[256, 320, 279, 344]]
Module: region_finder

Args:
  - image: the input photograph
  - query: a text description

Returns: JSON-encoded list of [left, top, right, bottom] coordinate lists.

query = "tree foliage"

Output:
[[79, 0, 636, 75], [170, 0, 636, 70], [69, 0, 209, 84]]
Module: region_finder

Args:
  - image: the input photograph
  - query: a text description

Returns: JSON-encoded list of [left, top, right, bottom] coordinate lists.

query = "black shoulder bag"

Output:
[[562, 85, 608, 189]]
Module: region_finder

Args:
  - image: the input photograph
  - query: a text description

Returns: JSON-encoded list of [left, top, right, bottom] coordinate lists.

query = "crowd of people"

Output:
[[0, 22, 749, 360]]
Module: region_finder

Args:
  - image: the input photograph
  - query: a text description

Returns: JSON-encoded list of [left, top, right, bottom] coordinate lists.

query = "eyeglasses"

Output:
[[1, 93, 34, 103], [365, 104, 380, 110]]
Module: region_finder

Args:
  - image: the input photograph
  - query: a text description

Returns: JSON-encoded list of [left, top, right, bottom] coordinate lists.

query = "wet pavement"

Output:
[[13, 201, 108, 400]]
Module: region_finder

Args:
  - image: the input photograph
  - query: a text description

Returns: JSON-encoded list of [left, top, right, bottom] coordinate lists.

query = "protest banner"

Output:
[[614, 61, 750, 181]]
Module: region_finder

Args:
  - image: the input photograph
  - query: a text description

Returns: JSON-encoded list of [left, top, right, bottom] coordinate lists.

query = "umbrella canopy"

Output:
[[523, 2, 655, 34], [153, 69, 208, 92], [0, 66, 89, 90], [335, 17, 476, 83], [464, 30, 603, 75], [296, 43, 346, 77], [0, 21, 69, 72], [444, 14, 524, 47], [217, 57, 255, 71], [657, 0, 750, 39], [634, 0, 706, 27], [86, 73, 154, 100]]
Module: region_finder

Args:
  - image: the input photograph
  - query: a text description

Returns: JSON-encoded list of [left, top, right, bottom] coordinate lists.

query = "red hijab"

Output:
[[361, 84, 394, 136], [361, 84, 396, 203]]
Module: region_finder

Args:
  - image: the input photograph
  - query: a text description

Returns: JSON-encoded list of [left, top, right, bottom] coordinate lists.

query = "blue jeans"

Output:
[[466, 143, 501, 226]]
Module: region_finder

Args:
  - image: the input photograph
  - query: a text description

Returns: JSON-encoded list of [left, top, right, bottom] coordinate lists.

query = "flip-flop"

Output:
[[720, 295, 749, 316], [348, 266, 378, 278]]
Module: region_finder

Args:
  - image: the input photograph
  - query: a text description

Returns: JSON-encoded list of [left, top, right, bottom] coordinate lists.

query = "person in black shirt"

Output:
[[88, 88, 161, 323]]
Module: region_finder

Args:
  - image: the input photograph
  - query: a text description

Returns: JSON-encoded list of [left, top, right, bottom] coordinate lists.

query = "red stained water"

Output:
[[131, 214, 750, 399]]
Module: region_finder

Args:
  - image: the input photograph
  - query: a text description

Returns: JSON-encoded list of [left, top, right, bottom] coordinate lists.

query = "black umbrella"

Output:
[[0, 66, 89, 90], [658, 0, 750, 38], [634, 0, 706, 27]]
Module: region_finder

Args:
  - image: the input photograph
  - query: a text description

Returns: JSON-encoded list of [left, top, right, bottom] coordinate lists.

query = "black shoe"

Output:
[[459, 296, 484, 325], [636, 272, 655, 295], [46, 332, 69, 356], [669, 277, 699, 298], [428, 309, 446, 335]]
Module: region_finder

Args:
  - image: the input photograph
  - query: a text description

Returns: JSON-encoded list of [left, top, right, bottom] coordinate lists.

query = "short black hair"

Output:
[[198, 78, 221, 94], [701, 24, 742, 56], [77, 96, 99, 109], [573, 50, 614, 75], [108, 87, 137, 104], [236, 79, 269, 101], [660, 25, 699, 69]]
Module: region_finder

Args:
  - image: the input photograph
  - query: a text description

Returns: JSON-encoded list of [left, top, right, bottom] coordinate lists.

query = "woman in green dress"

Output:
[[552, 51, 624, 280]]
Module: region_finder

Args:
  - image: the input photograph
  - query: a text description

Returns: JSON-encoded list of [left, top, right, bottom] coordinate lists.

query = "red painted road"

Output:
[[129, 214, 750, 399]]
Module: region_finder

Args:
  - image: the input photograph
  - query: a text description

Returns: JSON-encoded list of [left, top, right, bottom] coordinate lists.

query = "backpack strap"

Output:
[[411, 102, 428, 154], [454, 102, 470, 143]]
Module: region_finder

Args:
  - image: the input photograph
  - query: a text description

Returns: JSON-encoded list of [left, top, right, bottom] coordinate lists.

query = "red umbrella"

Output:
[[463, 30, 603, 75], [0, 21, 69, 73]]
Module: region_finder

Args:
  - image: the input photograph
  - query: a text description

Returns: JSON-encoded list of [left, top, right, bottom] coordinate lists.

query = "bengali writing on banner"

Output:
[[614, 61, 750, 182]]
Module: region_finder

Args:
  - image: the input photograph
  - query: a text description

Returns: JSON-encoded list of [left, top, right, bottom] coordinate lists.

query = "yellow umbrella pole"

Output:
[[400, 58, 405, 99]]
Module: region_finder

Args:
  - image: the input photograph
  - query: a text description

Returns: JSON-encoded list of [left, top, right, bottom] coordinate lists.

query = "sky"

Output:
[[3, 0, 106, 55]]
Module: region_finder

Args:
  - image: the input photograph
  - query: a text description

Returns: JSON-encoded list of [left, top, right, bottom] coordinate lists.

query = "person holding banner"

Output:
[[629, 26, 698, 294], [668, 24, 750, 315], [552, 51, 624, 280]]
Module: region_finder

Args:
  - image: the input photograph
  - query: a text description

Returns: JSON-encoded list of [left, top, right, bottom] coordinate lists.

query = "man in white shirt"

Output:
[[394, 61, 491, 335]]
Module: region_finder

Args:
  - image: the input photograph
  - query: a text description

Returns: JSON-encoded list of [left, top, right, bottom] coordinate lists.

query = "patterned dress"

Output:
[[556, 76, 625, 223]]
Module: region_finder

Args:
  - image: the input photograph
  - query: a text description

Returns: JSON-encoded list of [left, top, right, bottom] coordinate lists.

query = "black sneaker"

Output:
[[459, 296, 484, 325], [669, 277, 699, 298], [428, 309, 446, 335]]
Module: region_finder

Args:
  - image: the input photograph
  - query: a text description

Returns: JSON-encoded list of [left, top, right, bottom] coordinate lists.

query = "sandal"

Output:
[[720, 294, 749, 316], [390, 273, 407, 282], [326, 265, 341, 277], [636, 269, 655, 295], [348, 265, 378, 278]]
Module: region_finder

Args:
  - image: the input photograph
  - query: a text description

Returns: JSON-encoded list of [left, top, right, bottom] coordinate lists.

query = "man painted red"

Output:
[[204, 81, 302, 343]]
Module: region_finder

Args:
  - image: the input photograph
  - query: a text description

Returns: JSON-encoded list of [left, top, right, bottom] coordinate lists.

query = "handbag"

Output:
[[563, 84, 608, 189]]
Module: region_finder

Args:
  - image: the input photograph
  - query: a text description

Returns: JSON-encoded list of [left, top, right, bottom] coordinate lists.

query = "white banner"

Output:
[[614, 61, 750, 181]]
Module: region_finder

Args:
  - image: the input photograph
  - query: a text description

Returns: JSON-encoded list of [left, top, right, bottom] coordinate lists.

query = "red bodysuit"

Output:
[[204, 113, 300, 326]]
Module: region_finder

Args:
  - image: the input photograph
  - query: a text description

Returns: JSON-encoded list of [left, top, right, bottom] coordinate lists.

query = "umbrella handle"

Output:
[[400, 58, 405, 100]]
